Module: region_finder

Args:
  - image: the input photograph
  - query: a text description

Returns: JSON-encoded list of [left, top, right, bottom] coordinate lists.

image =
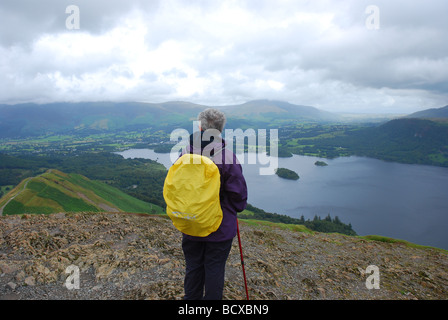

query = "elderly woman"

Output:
[[181, 108, 248, 300]]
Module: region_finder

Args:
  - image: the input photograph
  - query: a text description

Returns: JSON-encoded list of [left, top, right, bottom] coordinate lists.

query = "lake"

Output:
[[116, 149, 448, 250]]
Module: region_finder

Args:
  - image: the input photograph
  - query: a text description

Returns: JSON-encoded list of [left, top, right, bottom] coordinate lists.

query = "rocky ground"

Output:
[[0, 212, 447, 300]]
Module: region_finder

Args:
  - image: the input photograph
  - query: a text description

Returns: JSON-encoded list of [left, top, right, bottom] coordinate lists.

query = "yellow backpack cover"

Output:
[[163, 153, 223, 237]]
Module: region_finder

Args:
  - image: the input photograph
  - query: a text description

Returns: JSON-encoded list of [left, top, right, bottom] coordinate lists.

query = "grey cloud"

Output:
[[0, 0, 447, 112], [0, 0, 158, 46]]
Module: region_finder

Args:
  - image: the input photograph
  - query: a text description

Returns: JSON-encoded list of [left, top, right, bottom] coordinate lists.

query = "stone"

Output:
[[7, 282, 17, 290], [24, 276, 36, 286], [15, 271, 26, 282]]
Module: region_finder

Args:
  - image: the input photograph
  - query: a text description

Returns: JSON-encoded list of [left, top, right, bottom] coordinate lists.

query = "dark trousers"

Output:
[[182, 237, 233, 300]]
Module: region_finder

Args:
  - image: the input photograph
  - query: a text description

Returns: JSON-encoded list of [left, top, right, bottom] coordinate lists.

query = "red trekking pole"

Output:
[[236, 219, 249, 300]]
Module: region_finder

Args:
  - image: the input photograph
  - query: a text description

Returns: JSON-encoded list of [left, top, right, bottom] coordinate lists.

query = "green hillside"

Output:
[[280, 118, 448, 167], [0, 169, 163, 216]]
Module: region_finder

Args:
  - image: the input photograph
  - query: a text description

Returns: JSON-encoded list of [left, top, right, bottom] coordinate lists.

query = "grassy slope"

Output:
[[0, 170, 164, 215], [239, 219, 447, 253], [66, 173, 163, 214], [239, 207, 447, 252]]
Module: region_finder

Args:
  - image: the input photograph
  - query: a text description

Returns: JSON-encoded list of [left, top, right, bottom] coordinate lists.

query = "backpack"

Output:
[[163, 152, 223, 237]]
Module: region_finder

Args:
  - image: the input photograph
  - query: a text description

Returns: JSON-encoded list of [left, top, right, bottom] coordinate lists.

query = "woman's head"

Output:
[[197, 108, 227, 133]]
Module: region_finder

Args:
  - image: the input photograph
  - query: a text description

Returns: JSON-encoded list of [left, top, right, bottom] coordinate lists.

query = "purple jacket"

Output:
[[182, 131, 248, 242]]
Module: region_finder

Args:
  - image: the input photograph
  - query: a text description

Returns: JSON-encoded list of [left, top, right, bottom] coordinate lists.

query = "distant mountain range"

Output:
[[0, 99, 447, 139], [0, 101, 204, 138], [218, 100, 340, 122], [0, 100, 341, 138]]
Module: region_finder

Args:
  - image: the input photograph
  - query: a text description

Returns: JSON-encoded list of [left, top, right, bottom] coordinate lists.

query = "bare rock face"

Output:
[[0, 212, 447, 300]]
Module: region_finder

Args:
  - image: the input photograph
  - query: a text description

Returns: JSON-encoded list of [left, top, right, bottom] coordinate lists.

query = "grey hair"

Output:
[[197, 108, 227, 133]]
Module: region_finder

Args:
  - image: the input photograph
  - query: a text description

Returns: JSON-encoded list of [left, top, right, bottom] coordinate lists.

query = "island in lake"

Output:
[[275, 168, 300, 180], [314, 161, 328, 166]]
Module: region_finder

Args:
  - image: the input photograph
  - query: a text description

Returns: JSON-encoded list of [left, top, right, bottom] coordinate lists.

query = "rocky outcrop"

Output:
[[0, 212, 447, 300]]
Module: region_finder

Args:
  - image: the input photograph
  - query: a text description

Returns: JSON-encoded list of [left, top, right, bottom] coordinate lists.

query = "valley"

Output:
[[1, 100, 448, 245], [2, 100, 447, 167]]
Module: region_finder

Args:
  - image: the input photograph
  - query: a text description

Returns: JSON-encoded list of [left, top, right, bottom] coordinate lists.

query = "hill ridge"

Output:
[[0, 169, 163, 216], [407, 105, 448, 119]]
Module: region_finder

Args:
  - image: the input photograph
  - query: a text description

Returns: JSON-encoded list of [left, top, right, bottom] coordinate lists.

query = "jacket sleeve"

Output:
[[222, 154, 248, 213]]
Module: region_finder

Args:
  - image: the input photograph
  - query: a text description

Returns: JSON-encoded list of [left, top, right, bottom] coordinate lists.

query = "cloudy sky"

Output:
[[0, 0, 447, 113]]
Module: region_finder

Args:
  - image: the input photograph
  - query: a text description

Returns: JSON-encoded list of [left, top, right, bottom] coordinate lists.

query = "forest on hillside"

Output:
[[278, 119, 448, 167], [239, 204, 357, 236]]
